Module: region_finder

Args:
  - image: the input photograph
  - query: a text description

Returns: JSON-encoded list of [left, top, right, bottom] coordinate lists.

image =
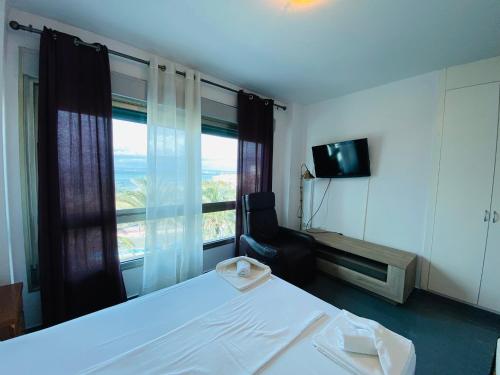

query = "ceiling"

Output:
[[8, 0, 500, 104]]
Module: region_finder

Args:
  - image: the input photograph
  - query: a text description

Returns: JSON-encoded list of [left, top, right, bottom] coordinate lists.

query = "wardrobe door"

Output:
[[479, 119, 500, 312], [429, 83, 499, 304]]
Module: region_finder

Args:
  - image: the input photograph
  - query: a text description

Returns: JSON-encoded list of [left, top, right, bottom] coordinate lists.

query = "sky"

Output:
[[112, 119, 237, 172]]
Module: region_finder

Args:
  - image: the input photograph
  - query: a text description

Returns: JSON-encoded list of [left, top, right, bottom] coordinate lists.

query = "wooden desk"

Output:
[[0, 282, 24, 340], [306, 230, 417, 304]]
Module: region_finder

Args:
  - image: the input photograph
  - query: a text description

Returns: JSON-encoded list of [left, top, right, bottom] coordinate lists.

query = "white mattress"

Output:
[[0, 271, 403, 374]]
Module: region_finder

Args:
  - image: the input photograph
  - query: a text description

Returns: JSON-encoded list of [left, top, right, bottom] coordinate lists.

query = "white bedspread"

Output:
[[82, 281, 325, 374], [0, 271, 415, 375]]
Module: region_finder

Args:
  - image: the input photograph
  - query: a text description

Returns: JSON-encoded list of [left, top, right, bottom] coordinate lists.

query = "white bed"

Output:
[[0, 271, 412, 374]]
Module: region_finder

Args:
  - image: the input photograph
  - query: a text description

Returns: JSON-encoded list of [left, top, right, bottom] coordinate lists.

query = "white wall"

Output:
[[272, 103, 308, 228], [3, 8, 292, 328], [301, 72, 444, 284]]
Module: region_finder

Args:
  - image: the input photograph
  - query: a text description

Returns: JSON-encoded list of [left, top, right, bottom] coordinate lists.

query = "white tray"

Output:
[[215, 256, 271, 291]]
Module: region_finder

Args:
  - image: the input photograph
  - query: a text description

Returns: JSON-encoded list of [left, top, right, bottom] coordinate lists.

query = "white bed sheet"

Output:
[[0, 272, 401, 375]]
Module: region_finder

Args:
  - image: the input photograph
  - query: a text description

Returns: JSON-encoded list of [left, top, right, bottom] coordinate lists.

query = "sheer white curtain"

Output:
[[142, 57, 203, 294]]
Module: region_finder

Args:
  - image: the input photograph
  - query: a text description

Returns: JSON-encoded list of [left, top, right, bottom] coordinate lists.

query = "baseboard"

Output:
[[425, 288, 500, 316]]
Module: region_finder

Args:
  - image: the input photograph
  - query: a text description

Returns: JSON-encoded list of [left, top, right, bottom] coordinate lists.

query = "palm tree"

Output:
[[201, 179, 236, 242], [116, 177, 147, 254], [116, 177, 147, 209], [202, 179, 235, 203], [115, 177, 237, 248]]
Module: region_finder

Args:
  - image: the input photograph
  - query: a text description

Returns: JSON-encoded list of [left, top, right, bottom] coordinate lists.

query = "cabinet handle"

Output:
[[484, 210, 491, 222], [493, 211, 498, 224]]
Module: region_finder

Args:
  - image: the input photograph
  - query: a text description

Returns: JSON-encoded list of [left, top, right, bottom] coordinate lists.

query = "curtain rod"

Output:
[[9, 20, 287, 111]]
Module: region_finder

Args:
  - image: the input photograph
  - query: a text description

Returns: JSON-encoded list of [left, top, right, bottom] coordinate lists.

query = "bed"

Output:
[[0, 270, 414, 374]]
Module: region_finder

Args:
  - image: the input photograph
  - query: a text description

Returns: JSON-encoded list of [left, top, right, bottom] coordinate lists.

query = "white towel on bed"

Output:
[[216, 256, 271, 290], [81, 281, 326, 375], [335, 323, 378, 356], [313, 310, 416, 375], [236, 259, 251, 277]]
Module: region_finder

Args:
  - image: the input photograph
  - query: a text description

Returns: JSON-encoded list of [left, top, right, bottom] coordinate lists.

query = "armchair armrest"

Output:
[[240, 234, 279, 260], [278, 226, 316, 247]]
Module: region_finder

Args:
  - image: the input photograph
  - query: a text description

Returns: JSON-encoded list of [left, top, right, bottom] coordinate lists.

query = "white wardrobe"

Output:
[[428, 57, 500, 313]]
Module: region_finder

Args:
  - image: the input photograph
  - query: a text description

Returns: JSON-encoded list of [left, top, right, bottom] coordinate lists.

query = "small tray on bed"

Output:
[[215, 256, 271, 291]]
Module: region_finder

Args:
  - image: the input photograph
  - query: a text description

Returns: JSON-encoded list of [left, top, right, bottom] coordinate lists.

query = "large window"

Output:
[[19, 84, 238, 283], [201, 123, 238, 246], [112, 104, 148, 262], [19, 54, 238, 288], [112, 100, 237, 262]]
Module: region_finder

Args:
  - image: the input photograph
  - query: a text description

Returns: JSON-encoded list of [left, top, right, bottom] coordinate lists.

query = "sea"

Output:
[[114, 154, 234, 191]]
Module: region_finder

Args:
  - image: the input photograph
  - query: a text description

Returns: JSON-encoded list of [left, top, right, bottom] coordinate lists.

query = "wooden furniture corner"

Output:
[[0, 282, 24, 341]]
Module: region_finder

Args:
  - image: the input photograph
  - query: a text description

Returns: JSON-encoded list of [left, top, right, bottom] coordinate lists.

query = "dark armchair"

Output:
[[239, 192, 316, 285]]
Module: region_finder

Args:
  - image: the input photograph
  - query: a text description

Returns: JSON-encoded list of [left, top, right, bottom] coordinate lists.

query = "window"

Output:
[[19, 80, 237, 280], [112, 99, 238, 262], [112, 102, 148, 262], [201, 121, 238, 247]]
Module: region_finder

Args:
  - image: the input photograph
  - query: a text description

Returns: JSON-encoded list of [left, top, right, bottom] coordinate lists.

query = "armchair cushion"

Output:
[[240, 234, 279, 260], [245, 192, 275, 211], [241, 232, 316, 285], [244, 192, 279, 241]]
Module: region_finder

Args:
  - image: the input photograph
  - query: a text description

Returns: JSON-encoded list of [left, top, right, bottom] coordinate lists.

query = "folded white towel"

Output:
[[335, 324, 378, 356], [216, 256, 271, 290], [313, 310, 416, 375], [236, 260, 251, 277]]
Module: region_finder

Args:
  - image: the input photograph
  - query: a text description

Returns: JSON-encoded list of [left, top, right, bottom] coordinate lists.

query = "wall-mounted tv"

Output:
[[312, 138, 371, 178]]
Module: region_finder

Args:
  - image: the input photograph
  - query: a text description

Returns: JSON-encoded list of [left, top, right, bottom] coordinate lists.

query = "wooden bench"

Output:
[[306, 230, 417, 304]]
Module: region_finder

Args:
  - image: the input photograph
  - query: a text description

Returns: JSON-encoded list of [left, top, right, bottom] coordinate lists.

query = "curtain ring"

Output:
[[249, 95, 254, 100], [264, 100, 269, 106], [73, 39, 79, 47], [95, 45, 101, 52]]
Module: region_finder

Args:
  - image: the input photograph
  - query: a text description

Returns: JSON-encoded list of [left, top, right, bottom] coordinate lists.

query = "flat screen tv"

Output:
[[312, 138, 371, 178]]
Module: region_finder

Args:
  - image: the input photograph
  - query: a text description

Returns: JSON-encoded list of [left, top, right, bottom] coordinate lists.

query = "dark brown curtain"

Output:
[[38, 28, 125, 326], [236, 91, 274, 255]]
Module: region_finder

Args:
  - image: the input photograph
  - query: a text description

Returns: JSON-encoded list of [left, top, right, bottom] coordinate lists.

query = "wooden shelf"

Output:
[[307, 231, 415, 268], [305, 229, 417, 304]]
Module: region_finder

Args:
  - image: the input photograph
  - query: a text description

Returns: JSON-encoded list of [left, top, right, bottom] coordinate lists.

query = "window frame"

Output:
[[19, 73, 40, 292], [111, 98, 237, 266]]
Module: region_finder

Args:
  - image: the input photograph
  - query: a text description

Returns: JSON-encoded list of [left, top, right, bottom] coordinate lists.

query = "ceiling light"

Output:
[[285, 0, 325, 10], [290, 0, 318, 6]]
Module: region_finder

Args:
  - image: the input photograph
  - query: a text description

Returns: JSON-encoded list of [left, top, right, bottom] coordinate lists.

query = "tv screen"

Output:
[[312, 138, 371, 178]]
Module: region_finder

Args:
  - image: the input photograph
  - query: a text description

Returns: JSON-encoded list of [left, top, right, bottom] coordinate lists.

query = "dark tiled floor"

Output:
[[304, 273, 500, 375]]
